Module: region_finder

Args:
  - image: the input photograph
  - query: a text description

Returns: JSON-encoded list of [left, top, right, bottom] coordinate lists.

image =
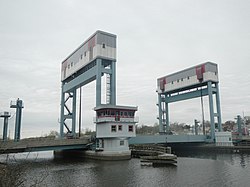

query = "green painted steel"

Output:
[[72, 89, 77, 137], [60, 88, 65, 138], [63, 65, 97, 92], [166, 88, 209, 103], [215, 83, 222, 131], [237, 115, 242, 138], [96, 59, 102, 106], [207, 81, 215, 141], [0, 112, 11, 141], [60, 58, 116, 138], [25, 144, 88, 152], [129, 135, 207, 144], [3, 118, 8, 141], [0, 138, 91, 154], [10, 99, 24, 142], [157, 80, 222, 142], [158, 94, 163, 133]]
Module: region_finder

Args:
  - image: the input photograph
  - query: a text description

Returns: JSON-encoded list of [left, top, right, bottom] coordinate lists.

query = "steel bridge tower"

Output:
[[60, 31, 116, 138], [0, 112, 11, 141], [157, 62, 222, 141]]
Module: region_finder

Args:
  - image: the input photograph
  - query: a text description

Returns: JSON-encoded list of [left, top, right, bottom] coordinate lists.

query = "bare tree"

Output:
[[0, 153, 49, 187]]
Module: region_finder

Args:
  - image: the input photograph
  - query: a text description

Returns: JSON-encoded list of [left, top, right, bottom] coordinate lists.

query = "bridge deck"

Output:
[[129, 135, 207, 145], [0, 137, 91, 154]]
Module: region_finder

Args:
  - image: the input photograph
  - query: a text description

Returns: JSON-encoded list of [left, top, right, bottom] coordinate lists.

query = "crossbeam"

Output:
[[166, 88, 210, 103], [63, 66, 97, 93]]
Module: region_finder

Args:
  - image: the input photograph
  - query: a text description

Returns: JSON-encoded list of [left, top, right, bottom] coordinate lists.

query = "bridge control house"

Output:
[[92, 105, 138, 159]]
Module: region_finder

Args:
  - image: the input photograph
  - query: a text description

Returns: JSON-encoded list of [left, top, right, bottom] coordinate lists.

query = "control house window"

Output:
[[111, 125, 116, 132], [118, 125, 122, 131], [128, 125, 133, 132], [120, 140, 124, 146], [102, 43, 106, 48]]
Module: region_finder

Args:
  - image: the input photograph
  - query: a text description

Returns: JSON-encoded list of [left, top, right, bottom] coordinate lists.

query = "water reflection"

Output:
[[240, 154, 246, 168], [174, 148, 250, 169], [1, 151, 250, 186]]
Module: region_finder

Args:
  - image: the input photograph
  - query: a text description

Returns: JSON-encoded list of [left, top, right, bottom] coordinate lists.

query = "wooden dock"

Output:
[[130, 144, 177, 166]]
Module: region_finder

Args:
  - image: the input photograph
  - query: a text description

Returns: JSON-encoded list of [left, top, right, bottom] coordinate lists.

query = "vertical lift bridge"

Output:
[[157, 62, 222, 141], [60, 31, 116, 138]]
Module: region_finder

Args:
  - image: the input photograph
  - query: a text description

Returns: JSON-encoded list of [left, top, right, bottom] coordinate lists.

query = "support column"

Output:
[[72, 89, 77, 137], [14, 108, 19, 141], [60, 84, 65, 138], [208, 81, 215, 141], [96, 59, 102, 107], [1, 112, 11, 141], [110, 61, 116, 105], [194, 119, 198, 135], [158, 93, 164, 133], [237, 115, 242, 138], [13, 99, 23, 142], [18, 108, 22, 140], [215, 83, 222, 132], [79, 87, 82, 137], [165, 100, 170, 133], [3, 118, 9, 141]]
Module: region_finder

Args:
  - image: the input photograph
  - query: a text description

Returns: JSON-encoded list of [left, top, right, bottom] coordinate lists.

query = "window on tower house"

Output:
[[128, 125, 133, 132], [111, 125, 116, 132], [120, 140, 124, 146], [118, 125, 122, 131]]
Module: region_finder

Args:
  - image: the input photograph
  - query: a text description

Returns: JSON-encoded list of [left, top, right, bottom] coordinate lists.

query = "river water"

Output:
[[1, 151, 250, 187]]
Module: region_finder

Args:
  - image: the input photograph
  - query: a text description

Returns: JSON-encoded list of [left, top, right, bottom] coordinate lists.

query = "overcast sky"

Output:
[[0, 0, 249, 138]]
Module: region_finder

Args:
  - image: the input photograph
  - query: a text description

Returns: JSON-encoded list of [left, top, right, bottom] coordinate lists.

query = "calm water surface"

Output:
[[1, 151, 250, 187]]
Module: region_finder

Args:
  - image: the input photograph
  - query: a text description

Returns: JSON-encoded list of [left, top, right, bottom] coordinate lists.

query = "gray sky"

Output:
[[0, 0, 249, 138]]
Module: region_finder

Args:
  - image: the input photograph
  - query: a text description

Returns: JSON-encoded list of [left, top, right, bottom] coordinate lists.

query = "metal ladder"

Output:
[[106, 74, 111, 104]]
